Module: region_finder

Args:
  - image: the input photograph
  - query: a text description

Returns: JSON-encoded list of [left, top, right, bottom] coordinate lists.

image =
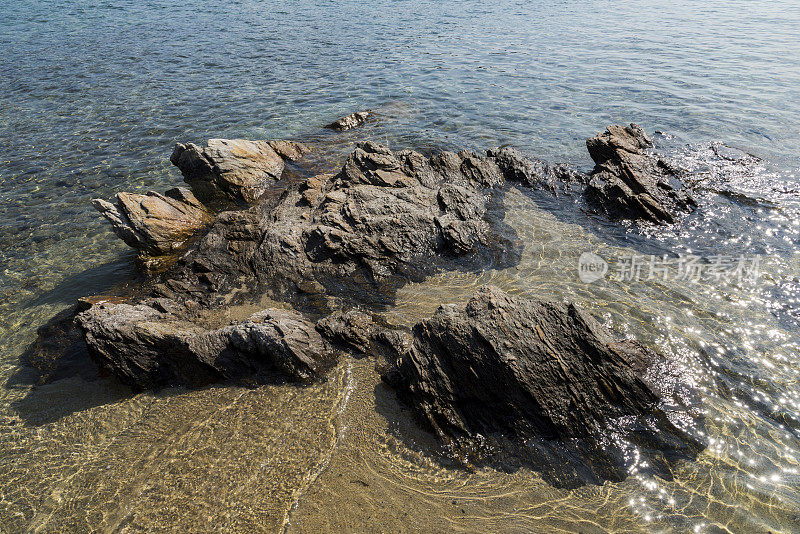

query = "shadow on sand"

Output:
[[6, 256, 146, 426]]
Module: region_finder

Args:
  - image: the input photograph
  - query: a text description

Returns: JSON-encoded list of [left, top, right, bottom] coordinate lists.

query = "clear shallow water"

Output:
[[2, 0, 800, 532]]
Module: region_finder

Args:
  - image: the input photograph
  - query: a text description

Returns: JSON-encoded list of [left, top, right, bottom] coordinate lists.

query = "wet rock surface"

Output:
[[382, 286, 702, 486], [315, 309, 376, 355], [267, 139, 310, 161], [92, 187, 212, 256], [76, 298, 337, 389], [324, 111, 371, 131], [584, 123, 696, 223], [170, 138, 306, 203]]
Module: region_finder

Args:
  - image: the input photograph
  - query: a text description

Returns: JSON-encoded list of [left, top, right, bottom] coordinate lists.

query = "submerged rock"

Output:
[[584, 123, 696, 224], [170, 138, 307, 203], [382, 286, 702, 486], [324, 111, 371, 131], [92, 187, 212, 256], [76, 299, 337, 389]]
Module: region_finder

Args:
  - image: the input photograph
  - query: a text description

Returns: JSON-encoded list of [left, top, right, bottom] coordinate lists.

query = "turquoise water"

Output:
[[2, 1, 800, 532]]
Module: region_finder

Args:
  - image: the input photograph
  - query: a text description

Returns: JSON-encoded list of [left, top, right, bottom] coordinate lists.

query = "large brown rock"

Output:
[[382, 286, 702, 486], [92, 187, 212, 256], [584, 123, 696, 224], [76, 298, 336, 389], [170, 138, 307, 203]]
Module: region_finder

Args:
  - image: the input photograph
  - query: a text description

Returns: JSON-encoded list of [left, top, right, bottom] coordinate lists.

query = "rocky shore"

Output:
[[38, 116, 703, 484]]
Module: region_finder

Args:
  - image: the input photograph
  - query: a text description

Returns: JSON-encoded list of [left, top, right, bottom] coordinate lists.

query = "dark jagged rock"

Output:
[[76, 299, 337, 389], [170, 138, 306, 203], [315, 309, 376, 355], [324, 111, 371, 131], [158, 141, 517, 307], [584, 123, 696, 224], [488, 146, 586, 193], [382, 286, 702, 486], [92, 187, 212, 256]]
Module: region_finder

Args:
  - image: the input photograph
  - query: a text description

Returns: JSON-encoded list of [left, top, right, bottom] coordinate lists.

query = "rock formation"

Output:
[[584, 123, 696, 224], [488, 146, 586, 193], [154, 141, 520, 307], [79, 126, 706, 477], [78, 142, 527, 385], [41, 123, 715, 489], [170, 138, 308, 203], [91, 187, 211, 256], [76, 298, 336, 389], [324, 111, 371, 131], [84, 124, 700, 383], [382, 286, 702, 485]]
